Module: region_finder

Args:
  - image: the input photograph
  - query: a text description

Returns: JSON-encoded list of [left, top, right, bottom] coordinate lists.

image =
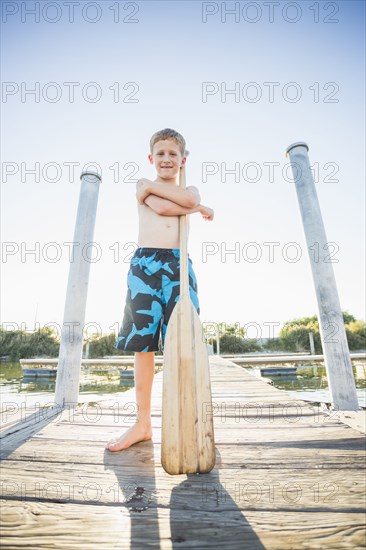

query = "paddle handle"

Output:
[[179, 165, 189, 297]]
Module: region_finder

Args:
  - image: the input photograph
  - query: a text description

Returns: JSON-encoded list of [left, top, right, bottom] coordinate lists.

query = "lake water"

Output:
[[242, 363, 366, 408], [0, 362, 135, 407], [1, 360, 365, 408]]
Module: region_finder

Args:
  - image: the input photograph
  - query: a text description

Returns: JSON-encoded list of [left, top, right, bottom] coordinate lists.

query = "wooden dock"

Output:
[[1, 356, 365, 549]]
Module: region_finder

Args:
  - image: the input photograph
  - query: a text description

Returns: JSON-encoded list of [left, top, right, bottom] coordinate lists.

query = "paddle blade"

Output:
[[161, 296, 216, 475]]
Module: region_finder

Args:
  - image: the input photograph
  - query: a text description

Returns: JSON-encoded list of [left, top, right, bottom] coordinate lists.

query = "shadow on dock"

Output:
[[103, 444, 266, 549], [0, 408, 60, 461]]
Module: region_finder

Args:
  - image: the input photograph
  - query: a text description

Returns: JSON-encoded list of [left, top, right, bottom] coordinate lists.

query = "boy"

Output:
[[106, 128, 214, 452]]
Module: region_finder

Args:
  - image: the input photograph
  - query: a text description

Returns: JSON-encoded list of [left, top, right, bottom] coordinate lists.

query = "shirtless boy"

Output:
[[106, 128, 214, 452]]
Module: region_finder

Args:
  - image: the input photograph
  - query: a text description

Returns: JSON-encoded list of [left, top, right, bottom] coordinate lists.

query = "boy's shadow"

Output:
[[104, 444, 265, 549], [104, 439, 160, 548]]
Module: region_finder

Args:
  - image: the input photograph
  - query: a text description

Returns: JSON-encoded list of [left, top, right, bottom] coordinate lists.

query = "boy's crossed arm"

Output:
[[136, 178, 200, 207], [136, 179, 214, 221], [144, 195, 214, 220]]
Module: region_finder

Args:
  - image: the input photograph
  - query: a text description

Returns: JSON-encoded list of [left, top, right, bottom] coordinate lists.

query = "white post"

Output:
[[308, 332, 315, 355], [216, 329, 220, 355], [54, 171, 101, 407], [286, 143, 359, 411]]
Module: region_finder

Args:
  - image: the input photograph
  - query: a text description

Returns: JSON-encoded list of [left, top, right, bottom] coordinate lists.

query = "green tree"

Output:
[[0, 327, 59, 361], [88, 333, 128, 358], [215, 334, 260, 354], [345, 320, 366, 350], [264, 312, 365, 353]]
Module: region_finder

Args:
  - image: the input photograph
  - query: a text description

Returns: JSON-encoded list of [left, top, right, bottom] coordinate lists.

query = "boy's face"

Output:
[[148, 139, 186, 181]]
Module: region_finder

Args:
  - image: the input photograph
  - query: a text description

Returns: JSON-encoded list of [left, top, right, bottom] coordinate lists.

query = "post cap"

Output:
[[285, 142, 309, 157], [80, 171, 102, 181]]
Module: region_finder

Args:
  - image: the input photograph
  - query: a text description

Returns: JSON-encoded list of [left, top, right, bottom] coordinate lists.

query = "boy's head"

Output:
[[148, 128, 188, 181], [150, 128, 187, 157]]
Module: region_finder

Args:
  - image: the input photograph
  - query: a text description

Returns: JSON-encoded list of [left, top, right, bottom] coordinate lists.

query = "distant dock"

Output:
[[222, 352, 366, 364], [19, 357, 163, 378], [19, 352, 366, 378]]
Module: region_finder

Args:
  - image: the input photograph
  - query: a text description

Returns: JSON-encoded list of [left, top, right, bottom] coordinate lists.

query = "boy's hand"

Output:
[[199, 205, 214, 221], [136, 179, 152, 204]]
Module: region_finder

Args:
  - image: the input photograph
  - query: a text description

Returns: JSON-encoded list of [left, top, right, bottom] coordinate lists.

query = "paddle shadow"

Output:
[[169, 449, 266, 549]]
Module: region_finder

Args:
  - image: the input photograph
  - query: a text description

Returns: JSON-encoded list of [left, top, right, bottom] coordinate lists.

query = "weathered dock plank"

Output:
[[1, 500, 365, 550], [0, 356, 365, 549], [2, 499, 364, 550]]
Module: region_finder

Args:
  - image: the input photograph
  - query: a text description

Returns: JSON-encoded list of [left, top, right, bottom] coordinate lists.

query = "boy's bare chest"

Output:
[[137, 204, 190, 247], [139, 204, 178, 228]]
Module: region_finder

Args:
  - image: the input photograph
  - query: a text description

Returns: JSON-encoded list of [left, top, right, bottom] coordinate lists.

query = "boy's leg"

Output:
[[105, 351, 154, 451]]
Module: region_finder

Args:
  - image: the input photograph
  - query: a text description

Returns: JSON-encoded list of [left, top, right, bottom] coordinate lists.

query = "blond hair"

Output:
[[150, 128, 187, 156]]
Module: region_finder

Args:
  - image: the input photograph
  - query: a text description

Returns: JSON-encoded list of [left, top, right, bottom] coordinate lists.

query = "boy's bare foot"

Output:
[[105, 422, 152, 452]]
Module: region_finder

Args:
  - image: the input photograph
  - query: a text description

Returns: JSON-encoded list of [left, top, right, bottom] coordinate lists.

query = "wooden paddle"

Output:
[[161, 160, 216, 475]]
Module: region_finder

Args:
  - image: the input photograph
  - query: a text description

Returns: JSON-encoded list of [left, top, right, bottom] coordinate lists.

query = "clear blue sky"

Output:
[[1, 1, 365, 339]]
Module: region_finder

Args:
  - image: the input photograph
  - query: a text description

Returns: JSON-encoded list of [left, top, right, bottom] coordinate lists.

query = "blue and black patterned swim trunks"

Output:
[[115, 247, 200, 352]]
